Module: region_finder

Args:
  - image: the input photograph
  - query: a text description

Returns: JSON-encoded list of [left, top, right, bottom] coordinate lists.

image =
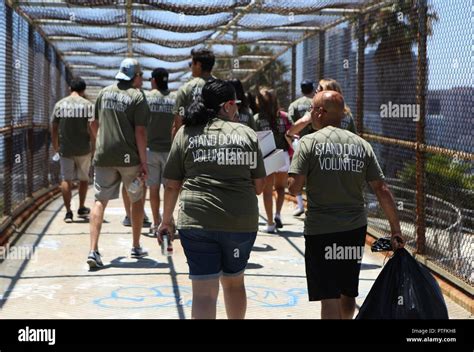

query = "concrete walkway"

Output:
[[0, 187, 471, 319]]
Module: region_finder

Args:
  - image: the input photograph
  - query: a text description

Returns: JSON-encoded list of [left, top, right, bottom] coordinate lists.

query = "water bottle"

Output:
[[127, 177, 142, 196], [161, 232, 173, 256], [292, 137, 300, 153], [52, 152, 60, 162]]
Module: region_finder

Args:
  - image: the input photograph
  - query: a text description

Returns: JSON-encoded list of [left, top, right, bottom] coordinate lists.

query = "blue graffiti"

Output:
[[94, 285, 193, 310], [94, 285, 307, 310]]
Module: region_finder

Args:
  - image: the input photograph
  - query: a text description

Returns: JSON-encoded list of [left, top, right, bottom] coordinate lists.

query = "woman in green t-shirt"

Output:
[[229, 79, 256, 130], [254, 88, 293, 233], [159, 79, 266, 319]]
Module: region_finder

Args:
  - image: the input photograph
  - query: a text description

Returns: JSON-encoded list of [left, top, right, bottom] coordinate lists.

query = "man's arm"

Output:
[[171, 114, 183, 141], [135, 126, 148, 180], [51, 122, 59, 153], [369, 180, 405, 249], [288, 174, 306, 195], [88, 119, 98, 155], [286, 113, 312, 138]]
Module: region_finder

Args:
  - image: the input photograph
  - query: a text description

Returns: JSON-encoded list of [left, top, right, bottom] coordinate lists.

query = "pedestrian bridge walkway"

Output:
[[0, 188, 470, 319], [0, 0, 472, 319]]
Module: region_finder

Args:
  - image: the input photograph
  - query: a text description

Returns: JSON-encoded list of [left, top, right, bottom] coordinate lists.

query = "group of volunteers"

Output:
[[51, 47, 405, 319]]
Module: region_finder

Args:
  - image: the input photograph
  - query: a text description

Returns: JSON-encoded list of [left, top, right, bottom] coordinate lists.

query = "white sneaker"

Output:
[[87, 250, 103, 269], [266, 224, 277, 233], [149, 224, 158, 236], [292, 207, 305, 217]]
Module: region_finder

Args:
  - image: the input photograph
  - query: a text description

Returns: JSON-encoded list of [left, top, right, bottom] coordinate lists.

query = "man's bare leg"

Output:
[[61, 180, 73, 212], [78, 180, 88, 209], [149, 185, 162, 226], [89, 199, 108, 251], [321, 298, 342, 319], [339, 295, 356, 319], [131, 197, 144, 248]]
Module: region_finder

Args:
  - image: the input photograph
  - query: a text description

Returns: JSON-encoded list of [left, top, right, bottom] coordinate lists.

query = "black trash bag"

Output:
[[356, 248, 449, 319]]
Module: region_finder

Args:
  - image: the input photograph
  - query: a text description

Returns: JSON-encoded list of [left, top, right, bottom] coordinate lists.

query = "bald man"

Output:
[[288, 91, 404, 319]]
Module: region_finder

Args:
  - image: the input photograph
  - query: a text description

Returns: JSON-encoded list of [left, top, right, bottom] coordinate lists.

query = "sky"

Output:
[[290, 0, 472, 92]]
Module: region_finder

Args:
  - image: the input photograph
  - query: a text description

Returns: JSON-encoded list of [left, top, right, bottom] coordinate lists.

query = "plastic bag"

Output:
[[356, 248, 449, 319]]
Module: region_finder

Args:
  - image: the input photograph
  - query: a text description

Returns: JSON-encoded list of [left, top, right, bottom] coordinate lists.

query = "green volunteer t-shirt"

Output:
[[288, 95, 313, 137], [93, 81, 150, 167], [172, 76, 214, 118], [146, 89, 177, 152], [163, 116, 266, 232], [51, 95, 93, 157], [254, 111, 292, 150], [238, 107, 256, 130], [289, 126, 384, 235]]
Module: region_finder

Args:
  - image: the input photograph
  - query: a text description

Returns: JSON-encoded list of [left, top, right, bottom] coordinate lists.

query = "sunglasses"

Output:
[[220, 99, 241, 107], [188, 61, 193, 68], [310, 104, 327, 113]]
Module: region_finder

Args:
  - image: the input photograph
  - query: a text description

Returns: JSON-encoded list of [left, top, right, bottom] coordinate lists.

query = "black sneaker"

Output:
[[64, 211, 73, 223], [143, 215, 152, 228], [131, 247, 149, 258], [87, 250, 103, 268], [274, 216, 283, 229], [77, 207, 90, 218]]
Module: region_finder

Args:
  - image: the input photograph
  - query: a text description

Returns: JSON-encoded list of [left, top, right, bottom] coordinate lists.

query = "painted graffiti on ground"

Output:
[[94, 285, 308, 310], [94, 286, 193, 309]]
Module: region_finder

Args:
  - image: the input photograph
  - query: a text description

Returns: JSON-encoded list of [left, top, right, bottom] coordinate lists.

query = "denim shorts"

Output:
[[178, 229, 257, 280]]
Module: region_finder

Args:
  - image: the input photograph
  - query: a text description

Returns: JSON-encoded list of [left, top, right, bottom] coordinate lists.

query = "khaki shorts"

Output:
[[60, 154, 91, 181], [94, 165, 143, 203], [146, 150, 169, 187]]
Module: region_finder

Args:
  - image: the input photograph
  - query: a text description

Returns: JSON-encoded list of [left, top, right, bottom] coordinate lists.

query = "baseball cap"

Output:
[[150, 67, 169, 82], [115, 58, 142, 81], [301, 79, 314, 89]]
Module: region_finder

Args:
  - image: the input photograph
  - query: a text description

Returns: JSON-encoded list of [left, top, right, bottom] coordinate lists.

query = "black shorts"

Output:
[[304, 225, 367, 301]]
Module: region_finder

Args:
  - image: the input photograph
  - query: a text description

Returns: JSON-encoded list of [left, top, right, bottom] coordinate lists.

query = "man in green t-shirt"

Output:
[[288, 91, 405, 319], [287, 79, 315, 217], [51, 77, 94, 223], [88, 58, 150, 269], [288, 79, 315, 136], [146, 68, 177, 235], [171, 48, 215, 139]]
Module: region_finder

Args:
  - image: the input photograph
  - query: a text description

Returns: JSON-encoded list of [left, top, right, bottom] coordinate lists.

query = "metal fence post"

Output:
[[318, 30, 325, 79], [3, 5, 13, 216], [26, 24, 34, 197], [356, 14, 365, 135], [43, 41, 50, 188], [291, 44, 296, 102], [415, 0, 428, 254]]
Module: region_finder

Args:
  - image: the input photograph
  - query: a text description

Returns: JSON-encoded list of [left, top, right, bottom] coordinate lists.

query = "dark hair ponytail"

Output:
[[183, 78, 236, 127], [184, 95, 218, 126]]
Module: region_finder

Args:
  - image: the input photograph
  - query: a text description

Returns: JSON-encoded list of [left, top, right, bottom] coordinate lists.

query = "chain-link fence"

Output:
[[300, 0, 472, 287], [0, 1, 70, 241]]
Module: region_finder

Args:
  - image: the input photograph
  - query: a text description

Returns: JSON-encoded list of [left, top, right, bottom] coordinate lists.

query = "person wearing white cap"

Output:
[[87, 58, 150, 269]]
